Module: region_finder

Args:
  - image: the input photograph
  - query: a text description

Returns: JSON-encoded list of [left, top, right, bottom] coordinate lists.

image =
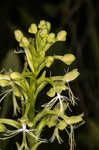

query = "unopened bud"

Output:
[[57, 30, 67, 41], [46, 21, 51, 31], [38, 20, 46, 29], [20, 37, 29, 47], [28, 24, 37, 34], [62, 54, 76, 65], [14, 30, 24, 42], [63, 69, 80, 82], [39, 29, 48, 38], [47, 33, 55, 43]]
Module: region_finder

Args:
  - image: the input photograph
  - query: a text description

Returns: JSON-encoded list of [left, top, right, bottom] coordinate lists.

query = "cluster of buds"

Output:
[[14, 20, 66, 50]]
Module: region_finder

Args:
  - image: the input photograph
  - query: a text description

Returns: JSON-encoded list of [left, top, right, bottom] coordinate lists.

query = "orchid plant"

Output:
[[0, 20, 84, 150]]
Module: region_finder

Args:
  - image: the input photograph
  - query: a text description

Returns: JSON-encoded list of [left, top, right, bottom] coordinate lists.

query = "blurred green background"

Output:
[[0, 0, 99, 150]]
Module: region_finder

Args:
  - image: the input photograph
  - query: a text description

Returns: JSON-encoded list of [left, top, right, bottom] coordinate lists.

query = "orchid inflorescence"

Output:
[[0, 20, 84, 150]]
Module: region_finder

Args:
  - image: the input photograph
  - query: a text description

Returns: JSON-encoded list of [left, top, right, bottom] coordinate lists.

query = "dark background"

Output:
[[0, 0, 99, 150]]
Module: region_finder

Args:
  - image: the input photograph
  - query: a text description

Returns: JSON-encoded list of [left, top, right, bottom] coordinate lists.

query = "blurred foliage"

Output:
[[79, 120, 99, 149], [0, 0, 99, 150]]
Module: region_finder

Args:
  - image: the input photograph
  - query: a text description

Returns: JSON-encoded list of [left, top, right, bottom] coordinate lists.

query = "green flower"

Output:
[[42, 93, 69, 113], [0, 123, 45, 143]]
